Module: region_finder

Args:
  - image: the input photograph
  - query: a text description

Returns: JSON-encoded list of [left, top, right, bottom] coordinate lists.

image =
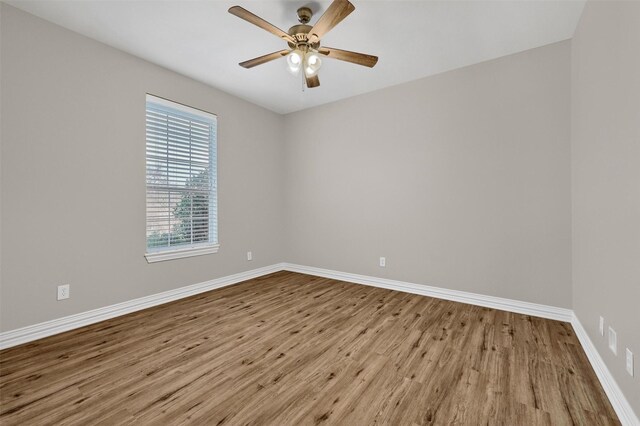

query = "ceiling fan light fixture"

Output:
[[304, 52, 322, 77], [286, 50, 303, 74]]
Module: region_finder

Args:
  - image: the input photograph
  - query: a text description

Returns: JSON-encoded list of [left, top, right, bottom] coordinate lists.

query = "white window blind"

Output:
[[145, 95, 218, 261]]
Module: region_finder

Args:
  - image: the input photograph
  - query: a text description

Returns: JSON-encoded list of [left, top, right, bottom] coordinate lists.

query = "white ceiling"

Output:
[[8, 0, 585, 114]]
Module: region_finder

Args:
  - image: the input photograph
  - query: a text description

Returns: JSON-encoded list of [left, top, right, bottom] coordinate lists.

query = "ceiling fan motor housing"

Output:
[[287, 24, 319, 50]]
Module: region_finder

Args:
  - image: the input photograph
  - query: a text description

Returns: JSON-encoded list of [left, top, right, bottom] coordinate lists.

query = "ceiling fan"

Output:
[[228, 0, 378, 88]]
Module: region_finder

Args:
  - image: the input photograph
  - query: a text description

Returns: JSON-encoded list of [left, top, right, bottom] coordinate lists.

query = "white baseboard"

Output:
[[0, 262, 572, 350], [0, 264, 284, 350], [571, 314, 640, 426], [0, 262, 573, 350], [281, 263, 573, 322]]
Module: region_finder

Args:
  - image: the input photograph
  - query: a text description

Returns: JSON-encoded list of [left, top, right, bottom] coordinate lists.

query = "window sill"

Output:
[[145, 244, 220, 263]]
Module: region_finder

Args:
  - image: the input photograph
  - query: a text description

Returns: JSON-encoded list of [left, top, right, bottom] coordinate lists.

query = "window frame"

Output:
[[144, 94, 219, 263]]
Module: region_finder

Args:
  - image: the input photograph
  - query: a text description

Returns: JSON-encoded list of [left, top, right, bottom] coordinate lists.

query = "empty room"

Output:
[[0, 0, 638, 424]]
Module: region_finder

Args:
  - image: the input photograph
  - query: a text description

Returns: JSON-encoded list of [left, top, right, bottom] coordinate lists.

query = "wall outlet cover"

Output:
[[626, 349, 634, 376], [247, 251, 253, 261], [57, 284, 70, 301], [379, 257, 386, 267], [599, 316, 604, 336], [608, 326, 617, 355]]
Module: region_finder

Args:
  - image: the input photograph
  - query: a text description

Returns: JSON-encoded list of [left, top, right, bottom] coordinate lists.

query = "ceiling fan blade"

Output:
[[229, 6, 295, 44], [318, 47, 378, 68], [308, 0, 355, 44], [239, 50, 290, 68], [305, 74, 320, 88]]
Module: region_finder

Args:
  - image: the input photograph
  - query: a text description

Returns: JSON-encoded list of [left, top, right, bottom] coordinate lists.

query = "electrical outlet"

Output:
[[626, 349, 634, 376], [379, 257, 386, 267], [247, 251, 252, 261], [57, 284, 70, 301], [599, 316, 604, 336], [608, 327, 617, 355]]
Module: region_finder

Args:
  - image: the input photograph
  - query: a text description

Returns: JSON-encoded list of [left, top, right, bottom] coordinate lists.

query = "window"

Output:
[[145, 95, 218, 262]]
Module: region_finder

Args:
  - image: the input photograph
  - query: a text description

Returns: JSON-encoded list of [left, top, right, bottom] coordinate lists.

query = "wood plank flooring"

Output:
[[0, 271, 619, 425]]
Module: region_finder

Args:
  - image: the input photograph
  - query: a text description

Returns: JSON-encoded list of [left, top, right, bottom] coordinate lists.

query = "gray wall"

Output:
[[0, 5, 286, 331], [284, 41, 572, 308], [571, 0, 640, 415]]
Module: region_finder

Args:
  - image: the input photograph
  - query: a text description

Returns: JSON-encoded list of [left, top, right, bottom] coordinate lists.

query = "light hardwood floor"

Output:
[[0, 271, 619, 425]]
